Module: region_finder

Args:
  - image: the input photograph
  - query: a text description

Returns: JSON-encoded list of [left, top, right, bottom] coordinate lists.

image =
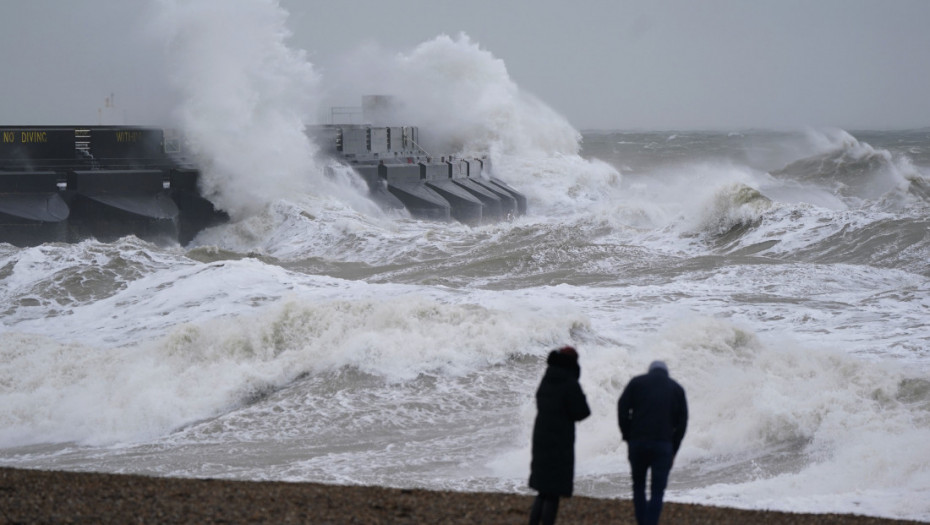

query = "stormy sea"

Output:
[[1, 3, 929, 523]]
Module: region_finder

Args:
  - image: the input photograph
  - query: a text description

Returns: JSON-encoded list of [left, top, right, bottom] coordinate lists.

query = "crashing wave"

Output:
[[698, 183, 772, 242]]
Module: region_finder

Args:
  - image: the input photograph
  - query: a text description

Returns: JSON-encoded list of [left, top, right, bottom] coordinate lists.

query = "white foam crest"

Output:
[[700, 188, 929, 271], [3, 257, 296, 346], [665, 164, 767, 233], [798, 129, 924, 207], [186, 193, 492, 265], [153, 0, 328, 220], [0, 331, 267, 447], [693, 183, 773, 236], [493, 153, 623, 219], [722, 203, 858, 254], [874, 154, 930, 211], [0, 270, 587, 446], [580, 161, 773, 249], [582, 153, 919, 261], [0, 238, 199, 326], [803, 128, 884, 159], [188, 195, 397, 259]]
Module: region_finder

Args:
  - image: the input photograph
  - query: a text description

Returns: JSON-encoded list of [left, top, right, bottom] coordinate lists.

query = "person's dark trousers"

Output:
[[628, 440, 673, 525], [529, 493, 560, 525]]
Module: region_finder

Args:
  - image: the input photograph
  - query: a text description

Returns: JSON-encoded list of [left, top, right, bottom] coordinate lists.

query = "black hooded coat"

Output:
[[617, 366, 688, 454], [528, 351, 591, 496]]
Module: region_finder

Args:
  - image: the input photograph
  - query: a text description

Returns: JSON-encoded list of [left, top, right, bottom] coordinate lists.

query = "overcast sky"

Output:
[[2, 0, 928, 130]]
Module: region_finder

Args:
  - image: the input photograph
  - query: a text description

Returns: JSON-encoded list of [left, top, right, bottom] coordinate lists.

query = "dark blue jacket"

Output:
[[529, 351, 591, 496], [617, 367, 688, 454]]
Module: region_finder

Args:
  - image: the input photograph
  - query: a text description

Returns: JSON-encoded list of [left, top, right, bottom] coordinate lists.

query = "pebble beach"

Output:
[[0, 467, 924, 524]]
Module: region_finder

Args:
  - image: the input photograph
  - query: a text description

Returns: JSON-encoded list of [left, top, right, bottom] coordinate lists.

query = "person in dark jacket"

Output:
[[528, 346, 591, 525], [617, 360, 688, 525]]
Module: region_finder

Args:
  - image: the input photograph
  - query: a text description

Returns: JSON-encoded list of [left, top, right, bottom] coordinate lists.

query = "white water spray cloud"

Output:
[[153, 0, 321, 219], [151, 2, 608, 228], [323, 33, 582, 159]]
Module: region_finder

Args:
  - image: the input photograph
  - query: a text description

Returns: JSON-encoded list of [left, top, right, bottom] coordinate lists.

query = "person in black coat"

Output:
[[528, 346, 591, 525], [617, 360, 688, 525]]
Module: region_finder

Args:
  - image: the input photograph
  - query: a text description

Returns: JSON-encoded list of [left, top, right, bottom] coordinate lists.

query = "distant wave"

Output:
[[774, 129, 930, 206]]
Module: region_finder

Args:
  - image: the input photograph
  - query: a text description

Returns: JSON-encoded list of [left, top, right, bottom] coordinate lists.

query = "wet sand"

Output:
[[0, 467, 924, 524]]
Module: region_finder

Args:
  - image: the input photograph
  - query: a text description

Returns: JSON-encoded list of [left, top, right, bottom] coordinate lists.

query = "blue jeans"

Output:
[[628, 440, 673, 525]]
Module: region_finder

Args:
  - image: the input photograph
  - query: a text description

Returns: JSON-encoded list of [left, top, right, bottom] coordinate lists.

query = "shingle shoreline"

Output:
[[0, 467, 923, 524]]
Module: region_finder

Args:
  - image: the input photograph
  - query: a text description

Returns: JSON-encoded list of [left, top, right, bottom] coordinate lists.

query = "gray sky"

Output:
[[2, 0, 929, 130]]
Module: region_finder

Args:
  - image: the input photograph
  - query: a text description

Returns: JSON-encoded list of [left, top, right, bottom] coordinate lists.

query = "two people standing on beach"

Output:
[[528, 350, 688, 525]]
